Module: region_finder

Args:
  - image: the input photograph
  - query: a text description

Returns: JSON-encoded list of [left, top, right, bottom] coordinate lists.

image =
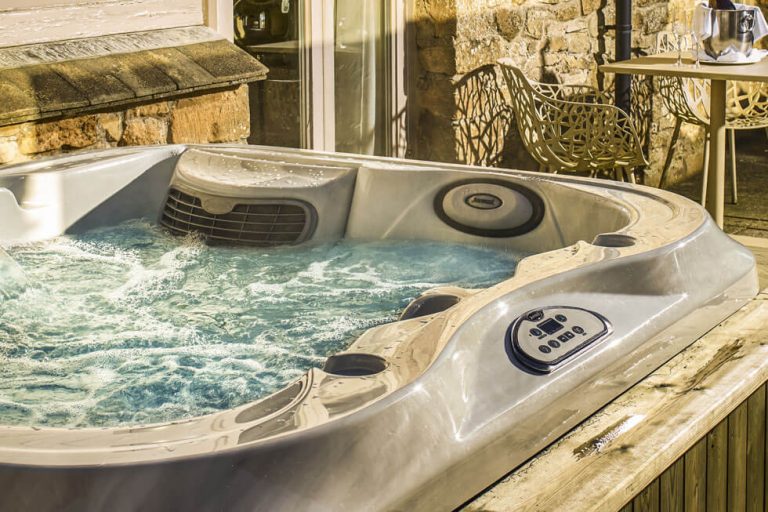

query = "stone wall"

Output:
[[0, 85, 250, 166], [413, 0, 768, 186]]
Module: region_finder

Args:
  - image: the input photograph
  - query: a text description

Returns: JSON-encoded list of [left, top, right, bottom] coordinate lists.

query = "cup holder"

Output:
[[399, 294, 461, 321], [323, 353, 388, 377], [592, 233, 637, 248]]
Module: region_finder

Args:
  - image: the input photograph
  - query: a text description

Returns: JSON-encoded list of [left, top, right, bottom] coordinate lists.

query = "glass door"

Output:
[[235, 0, 305, 148], [234, 0, 406, 156], [334, 0, 385, 155]]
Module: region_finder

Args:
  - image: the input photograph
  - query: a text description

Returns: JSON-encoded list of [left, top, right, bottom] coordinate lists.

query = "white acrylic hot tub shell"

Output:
[[0, 144, 758, 512]]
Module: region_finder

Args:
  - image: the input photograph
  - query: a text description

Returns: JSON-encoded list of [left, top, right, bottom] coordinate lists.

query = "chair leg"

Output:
[[627, 169, 637, 185], [659, 118, 683, 189], [613, 168, 622, 182], [729, 129, 738, 204], [701, 132, 711, 207]]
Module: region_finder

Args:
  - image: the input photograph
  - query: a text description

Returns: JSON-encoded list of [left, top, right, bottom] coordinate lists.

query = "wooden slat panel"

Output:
[[728, 401, 749, 512], [619, 503, 634, 512], [707, 419, 729, 512], [765, 382, 768, 512], [660, 458, 684, 512], [633, 479, 659, 512], [747, 385, 766, 512], [685, 438, 708, 511]]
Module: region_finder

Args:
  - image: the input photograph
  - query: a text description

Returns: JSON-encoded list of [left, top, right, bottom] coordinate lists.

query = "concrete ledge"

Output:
[[0, 28, 268, 127]]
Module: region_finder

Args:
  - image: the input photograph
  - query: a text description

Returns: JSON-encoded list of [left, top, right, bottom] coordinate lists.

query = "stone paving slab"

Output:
[[669, 131, 768, 238], [177, 41, 267, 83], [88, 51, 179, 99], [0, 66, 89, 119], [49, 60, 136, 107]]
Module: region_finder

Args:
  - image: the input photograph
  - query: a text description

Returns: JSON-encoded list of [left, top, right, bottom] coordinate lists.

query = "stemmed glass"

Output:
[[673, 21, 687, 66], [684, 8, 702, 68], [691, 30, 702, 67]]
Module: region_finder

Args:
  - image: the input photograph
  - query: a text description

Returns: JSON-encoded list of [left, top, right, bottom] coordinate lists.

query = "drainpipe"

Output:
[[615, 0, 632, 112]]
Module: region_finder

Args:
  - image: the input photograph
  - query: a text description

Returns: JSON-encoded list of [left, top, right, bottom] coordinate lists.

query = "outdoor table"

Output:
[[601, 51, 768, 228]]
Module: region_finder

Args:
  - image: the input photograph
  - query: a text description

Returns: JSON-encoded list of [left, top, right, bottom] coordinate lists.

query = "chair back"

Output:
[[496, 59, 564, 169]]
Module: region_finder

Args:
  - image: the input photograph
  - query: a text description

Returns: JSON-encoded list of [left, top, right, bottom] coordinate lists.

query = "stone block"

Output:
[[169, 85, 249, 144], [98, 113, 123, 143], [495, 8, 524, 40], [581, 0, 601, 16], [525, 9, 550, 38], [0, 141, 19, 164], [127, 102, 171, 118], [641, 5, 669, 35], [18, 115, 100, 154], [556, 1, 581, 21], [121, 117, 168, 146], [419, 46, 457, 74]]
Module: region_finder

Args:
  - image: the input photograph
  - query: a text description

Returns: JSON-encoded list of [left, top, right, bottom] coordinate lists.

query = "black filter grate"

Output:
[[160, 188, 314, 246]]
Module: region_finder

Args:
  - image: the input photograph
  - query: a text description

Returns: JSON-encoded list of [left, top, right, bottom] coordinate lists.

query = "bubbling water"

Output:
[[0, 220, 525, 428]]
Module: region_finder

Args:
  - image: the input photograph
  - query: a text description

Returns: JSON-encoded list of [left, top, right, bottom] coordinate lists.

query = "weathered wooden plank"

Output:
[[619, 503, 634, 512], [660, 458, 684, 512], [729, 401, 749, 512], [634, 478, 659, 512], [685, 438, 708, 512], [0, 0, 202, 48], [765, 382, 768, 512], [707, 419, 729, 512], [746, 385, 766, 512]]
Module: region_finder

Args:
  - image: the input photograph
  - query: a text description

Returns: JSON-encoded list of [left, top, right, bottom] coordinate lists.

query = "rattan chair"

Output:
[[497, 59, 647, 182], [657, 33, 768, 204]]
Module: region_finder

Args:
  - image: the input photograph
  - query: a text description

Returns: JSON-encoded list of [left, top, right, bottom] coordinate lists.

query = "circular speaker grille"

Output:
[[434, 179, 545, 237]]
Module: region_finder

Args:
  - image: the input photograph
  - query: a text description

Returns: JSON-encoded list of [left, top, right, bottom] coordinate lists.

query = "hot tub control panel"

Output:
[[508, 307, 612, 373]]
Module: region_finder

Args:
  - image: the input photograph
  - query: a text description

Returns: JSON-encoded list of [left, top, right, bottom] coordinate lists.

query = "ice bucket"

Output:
[[703, 9, 756, 59]]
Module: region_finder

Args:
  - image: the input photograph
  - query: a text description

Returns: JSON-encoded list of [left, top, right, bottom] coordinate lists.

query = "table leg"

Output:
[[706, 79, 727, 228]]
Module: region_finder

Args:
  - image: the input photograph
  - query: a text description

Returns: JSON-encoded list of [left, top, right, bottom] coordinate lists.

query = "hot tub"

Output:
[[0, 145, 758, 511]]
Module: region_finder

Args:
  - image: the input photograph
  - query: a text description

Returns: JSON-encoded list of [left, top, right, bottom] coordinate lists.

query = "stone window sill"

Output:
[[0, 26, 268, 127]]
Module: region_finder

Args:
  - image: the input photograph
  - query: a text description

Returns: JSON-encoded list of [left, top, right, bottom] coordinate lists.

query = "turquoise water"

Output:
[[0, 220, 524, 428]]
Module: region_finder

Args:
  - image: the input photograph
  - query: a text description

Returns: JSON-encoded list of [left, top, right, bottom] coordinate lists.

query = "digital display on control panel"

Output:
[[538, 318, 563, 335]]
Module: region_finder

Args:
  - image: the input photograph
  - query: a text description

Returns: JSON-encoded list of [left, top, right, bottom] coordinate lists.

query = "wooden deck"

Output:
[[463, 236, 768, 512]]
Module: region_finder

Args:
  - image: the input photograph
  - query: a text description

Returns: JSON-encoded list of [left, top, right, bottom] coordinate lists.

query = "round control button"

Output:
[[530, 328, 542, 336], [555, 314, 567, 322], [548, 340, 561, 349], [538, 345, 551, 354], [527, 310, 544, 322], [573, 326, 585, 334]]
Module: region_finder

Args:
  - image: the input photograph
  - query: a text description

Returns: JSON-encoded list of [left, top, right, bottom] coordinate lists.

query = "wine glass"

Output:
[[673, 21, 687, 66], [683, 8, 701, 68]]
